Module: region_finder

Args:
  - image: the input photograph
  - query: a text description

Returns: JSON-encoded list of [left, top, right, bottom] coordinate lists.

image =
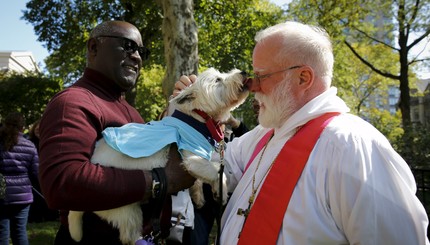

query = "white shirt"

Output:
[[219, 87, 429, 245]]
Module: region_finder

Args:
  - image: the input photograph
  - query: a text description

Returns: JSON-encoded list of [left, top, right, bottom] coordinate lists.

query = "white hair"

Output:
[[255, 21, 334, 86], [256, 71, 298, 128]]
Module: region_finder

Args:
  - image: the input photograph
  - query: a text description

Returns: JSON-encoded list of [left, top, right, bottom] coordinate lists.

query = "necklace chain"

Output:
[[250, 127, 300, 197], [237, 132, 275, 238], [237, 128, 301, 238], [250, 135, 275, 205]]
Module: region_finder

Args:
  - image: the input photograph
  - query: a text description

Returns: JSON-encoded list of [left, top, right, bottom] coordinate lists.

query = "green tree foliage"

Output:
[[22, 0, 285, 128], [135, 65, 167, 122], [335, 43, 399, 116], [288, 0, 430, 130], [195, 0, 285, 72], [367, 108, 403, 144], [395, 124, 430, 167], [363, 109, 430, 167], [0, 72, 63, 125], [23, 0, 163, 85], [231, 94, 259, 129]]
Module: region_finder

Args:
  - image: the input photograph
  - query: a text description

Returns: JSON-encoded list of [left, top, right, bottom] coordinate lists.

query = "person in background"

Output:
[[38, 20, 195, 245], [27, 119, 58, 223], [222, 114, 249, 143], [0, 112, 39, 245], [174, 21, 429, 244], [27, 119, 40, 150]]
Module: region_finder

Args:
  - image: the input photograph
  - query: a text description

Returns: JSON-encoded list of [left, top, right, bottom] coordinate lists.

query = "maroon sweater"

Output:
[[39, 68, 146, 225]]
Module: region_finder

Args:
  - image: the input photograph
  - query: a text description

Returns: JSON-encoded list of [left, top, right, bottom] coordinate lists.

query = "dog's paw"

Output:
[[190, 179, 206, 208], [181, 153, 220, 182], [68, 211, 84, 242]]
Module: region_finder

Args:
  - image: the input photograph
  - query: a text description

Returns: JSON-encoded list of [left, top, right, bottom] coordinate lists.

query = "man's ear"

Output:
[[87, 38, 98, 56], [298, 66, 314, 90]]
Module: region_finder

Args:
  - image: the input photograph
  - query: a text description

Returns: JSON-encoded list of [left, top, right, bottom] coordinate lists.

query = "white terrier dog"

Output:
[[68, 68, 249, 245]]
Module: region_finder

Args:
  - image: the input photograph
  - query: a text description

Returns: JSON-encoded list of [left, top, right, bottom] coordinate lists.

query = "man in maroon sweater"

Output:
[[39, 20, 195, 245]]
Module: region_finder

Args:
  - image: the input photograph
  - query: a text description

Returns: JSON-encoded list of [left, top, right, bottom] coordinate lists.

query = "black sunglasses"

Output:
[[96, 35, 150, 60]]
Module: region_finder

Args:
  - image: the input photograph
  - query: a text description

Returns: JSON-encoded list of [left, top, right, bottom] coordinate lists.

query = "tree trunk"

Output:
[[158, 0, 199, 100], [398, 50, 411, 129], [397, 0, 411, 130]]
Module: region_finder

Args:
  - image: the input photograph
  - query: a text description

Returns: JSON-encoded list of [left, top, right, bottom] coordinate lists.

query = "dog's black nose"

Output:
[[240, 71, 252, 89]]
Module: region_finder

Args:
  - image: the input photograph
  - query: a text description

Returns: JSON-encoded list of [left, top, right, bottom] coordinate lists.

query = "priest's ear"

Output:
[[298, 66, 314, 90]]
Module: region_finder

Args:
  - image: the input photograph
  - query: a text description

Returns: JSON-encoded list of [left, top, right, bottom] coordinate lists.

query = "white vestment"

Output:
[[219, 87, 429, 245]]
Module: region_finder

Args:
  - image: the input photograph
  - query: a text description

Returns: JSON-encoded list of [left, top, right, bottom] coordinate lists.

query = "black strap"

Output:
[[150, 168, 168, 242], [216, 163, 225, 245]]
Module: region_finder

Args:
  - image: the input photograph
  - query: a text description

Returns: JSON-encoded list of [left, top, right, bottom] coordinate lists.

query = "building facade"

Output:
[[0, 51, 40, 73], [411, 78, 430, 127]]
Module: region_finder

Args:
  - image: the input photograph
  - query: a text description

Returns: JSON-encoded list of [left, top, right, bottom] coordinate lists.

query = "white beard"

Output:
[[256, 76, 298, 129]]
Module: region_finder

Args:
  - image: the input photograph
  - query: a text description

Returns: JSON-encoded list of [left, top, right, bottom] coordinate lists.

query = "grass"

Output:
[[21, 220, 218, 245], [209, 222, 218, 245], [24, 221, 59, 245]]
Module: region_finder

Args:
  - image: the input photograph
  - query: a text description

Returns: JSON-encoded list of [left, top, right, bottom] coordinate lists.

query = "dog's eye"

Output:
[[216, 77, 222, 83]]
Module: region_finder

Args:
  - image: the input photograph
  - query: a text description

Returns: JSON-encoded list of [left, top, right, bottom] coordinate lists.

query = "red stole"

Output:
[[238, 112, 339, 244]]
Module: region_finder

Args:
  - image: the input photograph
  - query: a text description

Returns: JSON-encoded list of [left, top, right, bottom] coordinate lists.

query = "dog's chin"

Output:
[[227, 93, 249, 111]]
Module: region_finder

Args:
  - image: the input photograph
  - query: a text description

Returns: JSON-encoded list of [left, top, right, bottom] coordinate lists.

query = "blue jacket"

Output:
[[0, 133, 39, 205]]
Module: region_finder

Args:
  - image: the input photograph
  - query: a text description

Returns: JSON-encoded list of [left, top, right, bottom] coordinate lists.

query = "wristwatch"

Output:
[[152, 174, 161, 199], [151, 168, 166, 200]]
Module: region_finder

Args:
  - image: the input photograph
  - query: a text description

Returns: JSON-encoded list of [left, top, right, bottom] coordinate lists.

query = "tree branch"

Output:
[[344, 40, 400, 80], [346, 22, 399, 51], [407, 28, 430, 52], [407, 0, 420, 30], [409, 57, 430, 65]]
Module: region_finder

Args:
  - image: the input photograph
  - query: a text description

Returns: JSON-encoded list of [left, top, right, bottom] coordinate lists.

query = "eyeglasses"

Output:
[[252, 65, 303, 85], [96, 35, 150, 60]]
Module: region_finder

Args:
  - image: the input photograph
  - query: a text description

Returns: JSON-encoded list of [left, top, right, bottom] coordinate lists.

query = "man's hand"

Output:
[[172, 74, 197, 98], [164, 144, 195, 194]]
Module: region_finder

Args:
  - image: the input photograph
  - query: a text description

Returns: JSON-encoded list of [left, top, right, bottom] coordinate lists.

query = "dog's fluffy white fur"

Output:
[[68, 68, 249, 245]]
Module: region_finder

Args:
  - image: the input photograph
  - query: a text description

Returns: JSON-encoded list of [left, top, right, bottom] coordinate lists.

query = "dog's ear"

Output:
[[175, 91, 195, 104]]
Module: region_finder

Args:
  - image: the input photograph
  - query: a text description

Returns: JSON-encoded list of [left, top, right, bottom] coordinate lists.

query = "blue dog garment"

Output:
[[102, 116, 213, 160]]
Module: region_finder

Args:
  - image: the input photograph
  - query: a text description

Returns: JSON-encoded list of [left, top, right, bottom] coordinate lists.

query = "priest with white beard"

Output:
[[174, 21, 429, 245]]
